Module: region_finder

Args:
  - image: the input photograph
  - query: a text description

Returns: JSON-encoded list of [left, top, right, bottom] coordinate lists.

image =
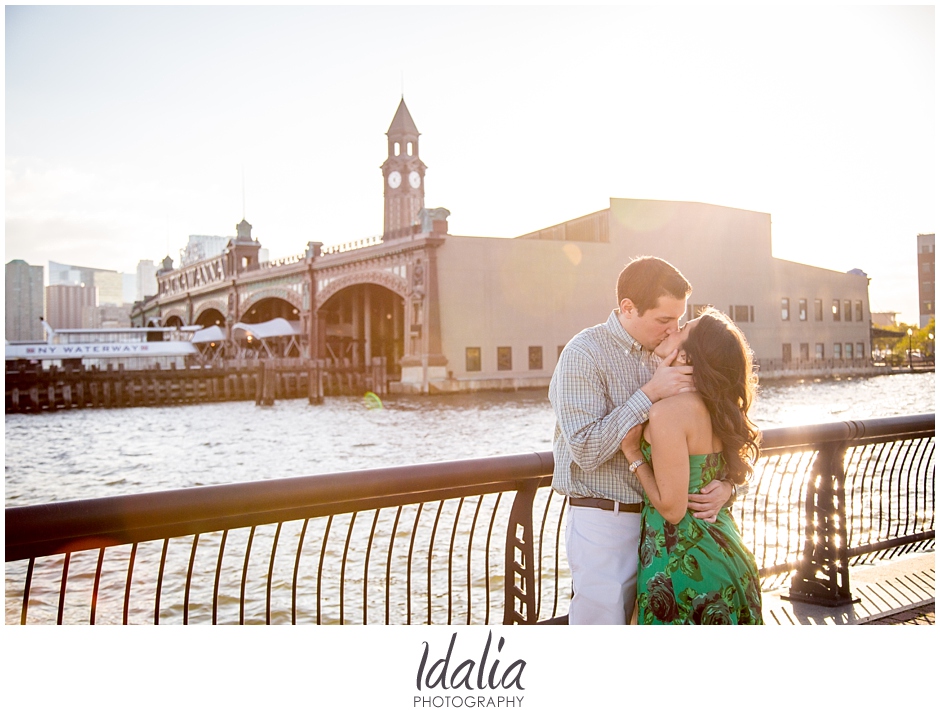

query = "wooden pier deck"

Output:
[[762, 552, 935, 625]]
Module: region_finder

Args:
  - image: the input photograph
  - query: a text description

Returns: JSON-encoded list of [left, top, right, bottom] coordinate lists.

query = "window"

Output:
[[834, 343, 842, 359], [394, 141, 400, 156], [497, 347, 512, 371], [815, 343, 825, 359], [731, 305, 753, 322], [799, 299, 807, 321], [466, 347, 481, 372], [832, 300, 841, 321], [781, 298, 790, 321], [845, 343, 854, 359], [528, 346, 543, 370], [855, 300, 863, 322], [844, 300, 852, 322], [799, 343, 809, 360], [782, 343, 792, 362], [815, 299, 823, 321], [856, 343, 865, 359]]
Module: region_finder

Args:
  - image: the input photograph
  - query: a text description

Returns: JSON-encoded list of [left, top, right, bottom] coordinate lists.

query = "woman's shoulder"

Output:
[[649, 392, 707, 421]]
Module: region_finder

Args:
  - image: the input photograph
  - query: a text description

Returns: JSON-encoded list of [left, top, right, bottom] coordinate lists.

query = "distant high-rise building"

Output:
[[88, 304, 132, 329], [48, 260, 129, 305], [918, 233, 935, 327], [46, 283, 96, 329], [180, 235, 229, 266], [47, 260, 82, 286], [5, 259, 45, 341], [136, 260, 158, 301], [122, 273, 137, 305], [45, 283, 97, 330], [93, 271, 124, 306]]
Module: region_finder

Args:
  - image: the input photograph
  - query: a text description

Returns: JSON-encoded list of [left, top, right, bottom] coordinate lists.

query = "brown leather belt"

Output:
[[568, 497, 642, 513]]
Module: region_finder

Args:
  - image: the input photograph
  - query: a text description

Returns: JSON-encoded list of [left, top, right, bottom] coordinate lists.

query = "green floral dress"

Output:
[[636, 442, 764, 625]]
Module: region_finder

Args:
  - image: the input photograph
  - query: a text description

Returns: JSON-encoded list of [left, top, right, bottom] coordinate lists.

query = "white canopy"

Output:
[[232, 318, 302, 340], [191, 325, 226, 344]]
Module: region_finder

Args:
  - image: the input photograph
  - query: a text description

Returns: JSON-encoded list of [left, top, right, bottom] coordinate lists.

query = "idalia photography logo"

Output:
[[414, 630, 526, 708]]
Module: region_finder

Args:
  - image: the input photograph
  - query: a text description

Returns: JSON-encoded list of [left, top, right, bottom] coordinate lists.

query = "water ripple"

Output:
[[4, 373, 933, 507]]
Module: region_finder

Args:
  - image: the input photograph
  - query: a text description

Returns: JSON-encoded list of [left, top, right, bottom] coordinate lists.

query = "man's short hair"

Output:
[[616, 256, 692, 315]]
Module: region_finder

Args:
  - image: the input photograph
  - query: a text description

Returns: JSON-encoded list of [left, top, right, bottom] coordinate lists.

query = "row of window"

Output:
[[781, 342, 867, 361], [466, 345, 564, 372], [688, 300, 864, 324], [465, 339, 871, 372], [781, 298, 863, 322]]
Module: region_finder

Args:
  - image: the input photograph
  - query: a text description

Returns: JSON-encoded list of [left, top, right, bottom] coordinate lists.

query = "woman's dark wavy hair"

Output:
[[682, 307, 761, 485]]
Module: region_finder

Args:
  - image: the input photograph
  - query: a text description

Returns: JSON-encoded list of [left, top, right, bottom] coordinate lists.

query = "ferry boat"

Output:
[[5, 319, 201, 370]]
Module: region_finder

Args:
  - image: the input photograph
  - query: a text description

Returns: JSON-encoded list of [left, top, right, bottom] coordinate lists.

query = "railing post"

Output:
[[503, 479, 539, 624], [785, 441, 857, 606]]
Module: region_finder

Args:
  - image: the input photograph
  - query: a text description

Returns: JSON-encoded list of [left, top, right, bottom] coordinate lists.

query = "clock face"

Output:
[[408, 171, 421, 189], [387, 171, 401, 188]]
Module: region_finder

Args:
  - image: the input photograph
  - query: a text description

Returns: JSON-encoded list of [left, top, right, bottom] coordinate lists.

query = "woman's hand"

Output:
[[620, 421, 646, 461]]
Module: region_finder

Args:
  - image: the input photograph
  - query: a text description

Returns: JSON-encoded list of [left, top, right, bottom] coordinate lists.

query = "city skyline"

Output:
[[5, 5, 935, 323]]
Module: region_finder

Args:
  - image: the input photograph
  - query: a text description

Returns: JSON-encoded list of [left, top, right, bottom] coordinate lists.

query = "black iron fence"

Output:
[[5, 413, 934, 624]]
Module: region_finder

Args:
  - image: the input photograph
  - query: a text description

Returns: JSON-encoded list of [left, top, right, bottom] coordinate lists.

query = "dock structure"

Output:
[[5, 413, 933, 625], [4, 357, 388, 413]]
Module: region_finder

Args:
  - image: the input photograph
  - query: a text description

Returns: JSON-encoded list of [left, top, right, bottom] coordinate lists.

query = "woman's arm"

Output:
[[621, 399, 691, 525]]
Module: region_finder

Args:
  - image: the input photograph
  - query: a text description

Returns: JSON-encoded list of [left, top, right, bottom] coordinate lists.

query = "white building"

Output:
[[136, 260, 158, 302]]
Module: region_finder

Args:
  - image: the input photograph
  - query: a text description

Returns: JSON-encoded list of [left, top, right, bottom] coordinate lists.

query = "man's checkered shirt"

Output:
[[549, 309, 659, 504]]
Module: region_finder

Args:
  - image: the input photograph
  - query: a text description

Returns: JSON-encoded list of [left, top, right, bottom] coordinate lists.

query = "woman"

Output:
[[621, 307, 763, 624]]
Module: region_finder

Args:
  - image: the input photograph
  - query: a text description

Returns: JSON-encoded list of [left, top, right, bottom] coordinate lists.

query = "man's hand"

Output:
[[688, 479, 733, 522], [640, 350, 694, 403]]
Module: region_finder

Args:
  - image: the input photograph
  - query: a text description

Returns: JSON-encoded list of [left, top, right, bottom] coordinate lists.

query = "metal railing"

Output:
[[5, 413, 934, 624]]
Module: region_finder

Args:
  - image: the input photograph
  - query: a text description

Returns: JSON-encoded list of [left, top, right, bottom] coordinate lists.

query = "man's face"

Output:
[[619, 295, 687, 351], [653, 315, 701, 359]]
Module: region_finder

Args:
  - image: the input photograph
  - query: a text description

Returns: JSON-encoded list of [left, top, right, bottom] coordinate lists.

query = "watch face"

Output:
[[387, 171, 401, 188], [408, 171, 421, 189]]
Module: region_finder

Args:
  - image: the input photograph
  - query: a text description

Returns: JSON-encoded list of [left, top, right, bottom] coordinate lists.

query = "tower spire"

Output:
[[381, 98, 427, 240]]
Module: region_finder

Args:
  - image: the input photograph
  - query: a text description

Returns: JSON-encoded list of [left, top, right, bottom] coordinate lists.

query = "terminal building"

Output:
[[132, 99, 874, 392]]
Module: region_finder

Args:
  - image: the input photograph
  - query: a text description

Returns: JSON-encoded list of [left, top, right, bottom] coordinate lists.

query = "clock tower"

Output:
[[381, 98, 427, 240]]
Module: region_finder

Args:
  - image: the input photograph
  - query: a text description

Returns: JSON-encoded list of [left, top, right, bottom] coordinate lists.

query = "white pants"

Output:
[[565, 505, 641, 625]]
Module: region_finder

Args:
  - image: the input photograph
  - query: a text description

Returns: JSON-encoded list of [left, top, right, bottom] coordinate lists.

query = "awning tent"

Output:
[[232, 318, 302, 340], [231, 318, 302, 358], [191, 325, 226, 344]]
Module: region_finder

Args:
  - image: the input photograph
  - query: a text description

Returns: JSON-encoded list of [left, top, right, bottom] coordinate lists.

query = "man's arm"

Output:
[[550, 346, 695, 473], [689, 477, 749, 519], [549, 345, 652, 473], [687, 480, 734, 522]]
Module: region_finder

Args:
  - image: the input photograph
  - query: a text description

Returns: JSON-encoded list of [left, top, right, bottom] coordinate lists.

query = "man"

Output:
[[550, 255, 735, 624]]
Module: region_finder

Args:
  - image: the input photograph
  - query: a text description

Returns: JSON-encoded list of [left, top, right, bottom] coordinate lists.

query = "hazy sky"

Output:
[[4, 5, 935, 322]]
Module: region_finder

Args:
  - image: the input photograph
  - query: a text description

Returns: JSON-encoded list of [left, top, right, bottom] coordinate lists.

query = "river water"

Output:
[[4, 371, 934, 625], [4, 371, 934, 507]]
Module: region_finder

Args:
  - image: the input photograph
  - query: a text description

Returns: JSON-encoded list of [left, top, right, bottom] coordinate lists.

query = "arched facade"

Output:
[[194, 307, 226, 328], [240, 295, 301, 324], [319, 282, 404, 376]]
